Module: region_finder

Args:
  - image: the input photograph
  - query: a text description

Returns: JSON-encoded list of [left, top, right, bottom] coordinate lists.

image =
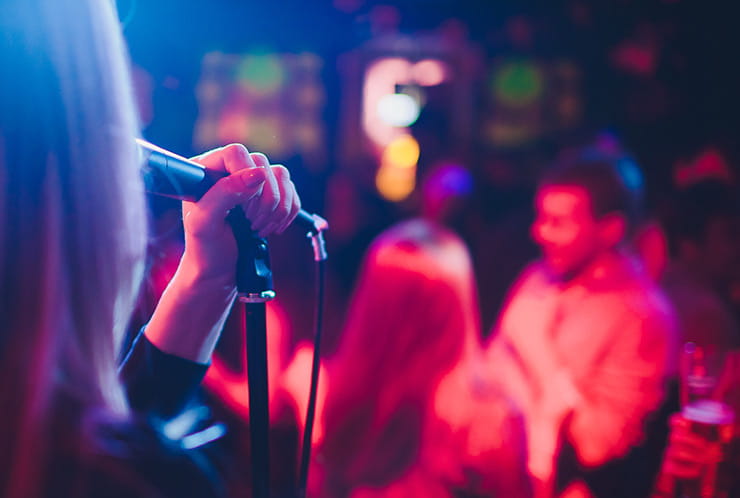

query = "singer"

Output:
[[0, 1, 300, 497]]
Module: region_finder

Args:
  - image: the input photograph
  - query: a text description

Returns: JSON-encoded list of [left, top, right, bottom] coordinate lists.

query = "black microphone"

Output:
[[138, 139, 325, 234]]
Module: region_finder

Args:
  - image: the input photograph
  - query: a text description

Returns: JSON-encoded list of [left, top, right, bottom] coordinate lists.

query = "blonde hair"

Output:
[[0, 0, 146, 495]]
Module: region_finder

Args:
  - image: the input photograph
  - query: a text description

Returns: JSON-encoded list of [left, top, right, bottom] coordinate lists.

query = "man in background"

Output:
[[485, 151, 678, 497]]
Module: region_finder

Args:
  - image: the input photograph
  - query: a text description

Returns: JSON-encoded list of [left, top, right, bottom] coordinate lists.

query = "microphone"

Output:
[[138, 139, 326, 234]]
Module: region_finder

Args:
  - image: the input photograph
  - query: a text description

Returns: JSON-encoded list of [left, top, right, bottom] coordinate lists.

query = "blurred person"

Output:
[[632, 219, 670, 282], [650, 180, 740, 497], [660, 179, 740, 353], [0, 1, 301, 497], [310, 219, 532, 497], [485, 152, 679, 497]]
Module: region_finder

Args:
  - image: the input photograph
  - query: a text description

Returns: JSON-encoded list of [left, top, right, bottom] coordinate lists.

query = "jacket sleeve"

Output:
[[119, 328, 209, 419]]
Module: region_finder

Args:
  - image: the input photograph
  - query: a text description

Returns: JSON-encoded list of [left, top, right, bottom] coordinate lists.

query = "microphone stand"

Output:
[[227, 209, 328, 498], [227, 209, 274, 498]]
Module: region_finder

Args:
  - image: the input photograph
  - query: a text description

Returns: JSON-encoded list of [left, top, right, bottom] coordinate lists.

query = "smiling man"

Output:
[[485, 152, 678, 498]]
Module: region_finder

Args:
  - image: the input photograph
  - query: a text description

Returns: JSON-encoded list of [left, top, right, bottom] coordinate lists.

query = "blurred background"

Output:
[[121, 0, 740, 352]]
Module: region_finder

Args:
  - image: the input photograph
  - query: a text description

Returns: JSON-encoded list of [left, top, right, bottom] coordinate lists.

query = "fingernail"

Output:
[[240, 145, 258, 167], [252, 152, 269, 168], [242, 171, 264, 188]]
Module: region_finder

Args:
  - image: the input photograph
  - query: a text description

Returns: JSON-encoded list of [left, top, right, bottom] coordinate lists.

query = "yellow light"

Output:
[[381, 135, 420, 169], [376, 134, 419, 201], [375, 162, 416, 202]]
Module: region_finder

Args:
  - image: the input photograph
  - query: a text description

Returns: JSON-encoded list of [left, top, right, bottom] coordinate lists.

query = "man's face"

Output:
[[531, 185, 605, 279]]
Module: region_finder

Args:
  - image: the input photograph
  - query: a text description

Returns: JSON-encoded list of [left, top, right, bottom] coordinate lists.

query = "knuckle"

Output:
[[251, 152, 269, 166], [221, 175, 243, 195], [260, 188, 280, 209], [271, 164, 290, 179], [280, 197, 292, 213], [269, 194, 281, 211], [223, 143, 248, 163]]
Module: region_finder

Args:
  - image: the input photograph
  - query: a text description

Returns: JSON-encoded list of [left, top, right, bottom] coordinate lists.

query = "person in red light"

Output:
[[310, 218, 532, 498], [485, 152, 679, 498]]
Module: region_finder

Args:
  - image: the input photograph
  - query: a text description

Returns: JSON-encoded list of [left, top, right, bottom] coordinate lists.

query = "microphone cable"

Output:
[[296, 253, 326, 498]]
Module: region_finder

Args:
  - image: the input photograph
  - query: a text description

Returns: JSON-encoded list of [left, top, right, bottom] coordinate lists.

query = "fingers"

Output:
[[275, 165, 302, 233], [187, 168, 267, 233], [244, 153, 280, 232], [190, 143, 257, 174], [244, 153, 300, 237], [662, 413, 726, 479], [187, 146, 301, 238]]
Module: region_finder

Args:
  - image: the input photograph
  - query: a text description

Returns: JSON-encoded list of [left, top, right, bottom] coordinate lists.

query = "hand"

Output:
[[144, 144, 301, 363], [661, 413, 724, 479], [182, 144, 301, 284]]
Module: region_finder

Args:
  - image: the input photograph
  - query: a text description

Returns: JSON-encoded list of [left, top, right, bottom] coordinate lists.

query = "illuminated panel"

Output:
[[362, 57, 450, 147], [362, 57, 413, 149], [482, 57, 582, 147], [194, 51, 326, 169], [361, 56, 453, 201]]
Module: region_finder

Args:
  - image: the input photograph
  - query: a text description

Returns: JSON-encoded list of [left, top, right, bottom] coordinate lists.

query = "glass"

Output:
[[681, 343, 728, 406], [676, 343, 735, 498]]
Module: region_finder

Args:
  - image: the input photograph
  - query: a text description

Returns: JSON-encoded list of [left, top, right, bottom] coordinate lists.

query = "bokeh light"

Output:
[[412, 59, 448, 87], [237, 53, 286, 96], [375, 134, 420, 201], [363, 57, 413, 149], [492, 60, 544, 106], [376, 93, 421, 127], [375, 162, 417, 202]]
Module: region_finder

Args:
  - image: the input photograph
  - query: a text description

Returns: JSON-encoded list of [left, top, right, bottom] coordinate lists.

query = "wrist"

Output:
[[144, 253, 238, 364], [176, 249, 237, 293]]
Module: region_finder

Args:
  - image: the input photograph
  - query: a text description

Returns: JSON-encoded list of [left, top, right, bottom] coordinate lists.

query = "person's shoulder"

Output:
[[603, 279, 679, 351], [508, 261, 552, 293], [603, 257, 674, 317]]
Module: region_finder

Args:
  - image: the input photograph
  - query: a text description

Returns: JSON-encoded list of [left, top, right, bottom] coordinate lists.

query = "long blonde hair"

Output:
[[0, 0, 146, 495]]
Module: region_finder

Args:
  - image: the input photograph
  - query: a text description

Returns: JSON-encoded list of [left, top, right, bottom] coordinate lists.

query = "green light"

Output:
[[236, 53, 285, 95], [492, 60, 544, 106]]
